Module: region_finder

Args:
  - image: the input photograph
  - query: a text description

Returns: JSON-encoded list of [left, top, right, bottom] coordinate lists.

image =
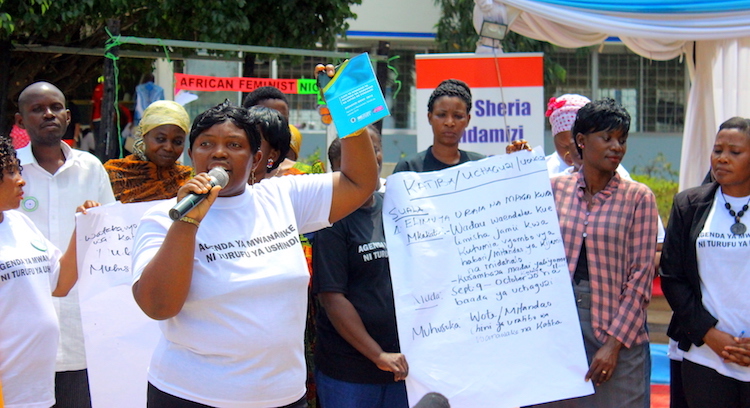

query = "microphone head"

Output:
[[208, 167, 229, 188], [413, 392, 450, 408]]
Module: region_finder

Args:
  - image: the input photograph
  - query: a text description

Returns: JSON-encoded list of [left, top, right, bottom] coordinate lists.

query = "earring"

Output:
[[250, 170, 256, 185], [578, 144, 584, 149], [266, 158, 274, 170]]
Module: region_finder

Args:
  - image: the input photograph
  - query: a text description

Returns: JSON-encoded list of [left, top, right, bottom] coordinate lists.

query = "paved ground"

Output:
[[648, 293, 672, 408], [648, 294, 672, 345]]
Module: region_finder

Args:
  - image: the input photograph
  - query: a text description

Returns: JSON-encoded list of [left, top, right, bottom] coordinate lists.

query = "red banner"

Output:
[[174, 73, 298, 93], [416, 55, 543, 89]]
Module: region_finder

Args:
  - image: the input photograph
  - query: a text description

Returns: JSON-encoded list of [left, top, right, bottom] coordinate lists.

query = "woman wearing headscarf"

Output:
[[661, 117, 750, 408], [104, 100, 192, 203], [545, 94, 590, 176]]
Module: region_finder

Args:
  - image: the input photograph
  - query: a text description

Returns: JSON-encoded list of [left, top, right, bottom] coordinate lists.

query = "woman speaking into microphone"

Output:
[[131, 101, 377, 408]]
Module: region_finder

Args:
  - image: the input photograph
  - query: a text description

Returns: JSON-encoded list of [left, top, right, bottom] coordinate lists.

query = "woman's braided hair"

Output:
[[0, 136, 21, 182]]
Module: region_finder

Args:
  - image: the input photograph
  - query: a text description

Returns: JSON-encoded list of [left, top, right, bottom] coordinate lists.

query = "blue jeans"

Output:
[[315, 370, 408, 408]]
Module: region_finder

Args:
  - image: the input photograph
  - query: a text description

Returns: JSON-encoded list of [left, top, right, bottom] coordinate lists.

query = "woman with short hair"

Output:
[[661, 117, 750, 408], [131, 102, 378, 408], [394, 79, 484, 173], [516, 99, 658, 407]]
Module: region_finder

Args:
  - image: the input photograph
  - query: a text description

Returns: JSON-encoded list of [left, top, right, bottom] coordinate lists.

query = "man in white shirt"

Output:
[[15, 81, 116, 408]]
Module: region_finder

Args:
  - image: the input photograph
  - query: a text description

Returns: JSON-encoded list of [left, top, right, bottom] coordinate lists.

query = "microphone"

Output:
[[169, 167, 229, 221], [412, 392, 450, 408]]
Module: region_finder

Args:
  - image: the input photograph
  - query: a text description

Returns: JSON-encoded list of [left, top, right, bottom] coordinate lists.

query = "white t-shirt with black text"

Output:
[[132, 174, 332, 408], [0, 210, 62, 408], [685, 188, 750, 381]]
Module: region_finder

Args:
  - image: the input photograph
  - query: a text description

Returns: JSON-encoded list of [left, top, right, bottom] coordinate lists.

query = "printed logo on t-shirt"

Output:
[[22, 196, 39, 212], [357, 241, 388, 262], [197, 224, 300, 263], [697, 231, 750, 248], [0, 253, 52, 283]]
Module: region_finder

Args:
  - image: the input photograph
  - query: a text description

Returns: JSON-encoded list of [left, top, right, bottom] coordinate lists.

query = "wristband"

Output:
[[178, 216, 200, 228], [342, 127, 367, 139]]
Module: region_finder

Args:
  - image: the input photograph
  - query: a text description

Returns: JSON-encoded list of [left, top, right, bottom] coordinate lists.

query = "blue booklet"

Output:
[[322, 53, 390, 137]]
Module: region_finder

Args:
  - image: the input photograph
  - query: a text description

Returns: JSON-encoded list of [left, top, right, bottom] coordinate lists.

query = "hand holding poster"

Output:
[[76, 201, 162, 408], [321, 52, 390, 137], [384, 149, 592, 407]]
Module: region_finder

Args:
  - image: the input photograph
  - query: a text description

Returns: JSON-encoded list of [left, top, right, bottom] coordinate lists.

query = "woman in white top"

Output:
[[131, 102, 377, 408], [661, 117, 750, 407], [0, 136, 83, 408]]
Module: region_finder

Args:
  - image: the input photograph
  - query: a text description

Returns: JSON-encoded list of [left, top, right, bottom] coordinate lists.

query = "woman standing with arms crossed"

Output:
[[661, 117, 750, 407], [131, 102, 377, 408]]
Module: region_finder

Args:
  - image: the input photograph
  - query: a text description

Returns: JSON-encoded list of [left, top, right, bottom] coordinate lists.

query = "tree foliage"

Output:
[[0, 0, 361, 132], [433, 0, 567, 85], [434, 0, 478, 52]]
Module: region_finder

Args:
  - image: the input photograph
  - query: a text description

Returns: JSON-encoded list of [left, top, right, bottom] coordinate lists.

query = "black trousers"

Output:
[[53, 369, 92, 408], [669, 360, 689, 408], [682, 359, 750, 408], [147, 383, 308, 408]]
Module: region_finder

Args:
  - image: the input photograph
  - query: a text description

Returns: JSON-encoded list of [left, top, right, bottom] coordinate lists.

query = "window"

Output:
[[545, 46, 685, 133]]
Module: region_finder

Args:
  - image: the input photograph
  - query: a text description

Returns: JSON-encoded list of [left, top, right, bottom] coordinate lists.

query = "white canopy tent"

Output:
[[482, 0, 750, 189]]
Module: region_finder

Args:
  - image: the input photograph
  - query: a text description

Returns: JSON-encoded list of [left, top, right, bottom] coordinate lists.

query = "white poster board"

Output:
[[384, 149, 592, 407], [76, 201, 162, 408], [415, 53, 545, 157]]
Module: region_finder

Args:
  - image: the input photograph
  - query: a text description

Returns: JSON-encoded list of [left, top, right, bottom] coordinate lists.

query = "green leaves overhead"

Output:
[[0, 0, 361, 133], [2, 0, 360, 47]]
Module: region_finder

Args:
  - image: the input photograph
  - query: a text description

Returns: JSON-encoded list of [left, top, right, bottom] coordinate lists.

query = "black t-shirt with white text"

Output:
[[312, 193, 400, 384]]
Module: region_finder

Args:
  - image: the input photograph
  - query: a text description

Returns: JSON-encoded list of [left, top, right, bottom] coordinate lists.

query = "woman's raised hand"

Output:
[[506, 139, 532, 154]]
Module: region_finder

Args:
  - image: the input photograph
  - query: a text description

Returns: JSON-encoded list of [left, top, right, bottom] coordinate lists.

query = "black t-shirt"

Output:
[[393, 145, 485, 173], [312, 193, 400, 384]]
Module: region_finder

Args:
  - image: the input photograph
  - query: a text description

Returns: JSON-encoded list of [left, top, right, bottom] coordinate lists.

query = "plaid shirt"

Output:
[[552, 171, 658, 348]]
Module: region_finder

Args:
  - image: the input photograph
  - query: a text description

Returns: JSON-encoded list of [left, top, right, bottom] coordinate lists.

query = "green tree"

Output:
[[433, 0, 566, 84], [0, 0, 361, 133]]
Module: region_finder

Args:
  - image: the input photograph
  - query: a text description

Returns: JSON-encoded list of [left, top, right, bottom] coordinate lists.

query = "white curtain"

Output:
[[503, 0, 750, 42], [680, 38, 750, 188], [497, 0, 750, 189]]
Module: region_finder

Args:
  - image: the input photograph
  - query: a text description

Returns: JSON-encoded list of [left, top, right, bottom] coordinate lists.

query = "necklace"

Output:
[[721, 191, 750, 235]]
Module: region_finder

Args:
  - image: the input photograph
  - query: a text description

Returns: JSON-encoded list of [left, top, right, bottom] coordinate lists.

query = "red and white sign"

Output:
[[416, 53, 544, 156], [174, 73, 299, 93]]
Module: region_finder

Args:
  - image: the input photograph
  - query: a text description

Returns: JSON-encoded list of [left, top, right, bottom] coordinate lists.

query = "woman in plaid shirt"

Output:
[[537, 99, 659, 407]]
